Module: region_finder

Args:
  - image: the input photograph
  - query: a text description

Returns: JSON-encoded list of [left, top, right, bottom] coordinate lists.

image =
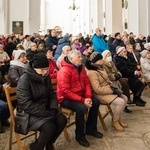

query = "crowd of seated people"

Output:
[[0, 29, 150, 149]]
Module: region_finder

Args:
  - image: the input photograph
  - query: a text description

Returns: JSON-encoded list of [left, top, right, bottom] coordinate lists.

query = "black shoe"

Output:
[[76, 137, 90, 147], [124, 106, 132, 113], [135, 101, 145, 107], [139, 98, 146, 104], [86, 131, 103, 138], [1, 120, 10, 126]]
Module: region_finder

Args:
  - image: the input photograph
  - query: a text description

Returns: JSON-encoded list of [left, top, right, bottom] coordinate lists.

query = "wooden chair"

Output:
[[98, 103, 114, 131], [51, 78, 75, 142], [4, 86, 37, 150]]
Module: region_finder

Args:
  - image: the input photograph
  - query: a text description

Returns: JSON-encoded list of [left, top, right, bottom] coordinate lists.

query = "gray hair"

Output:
[[62, 45, 70, 53], [67, 50, 81, 61]]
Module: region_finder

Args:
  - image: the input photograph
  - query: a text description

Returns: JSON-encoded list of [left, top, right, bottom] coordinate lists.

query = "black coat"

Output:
[[115, 55, 145, 94], [115, 55, 135, 78], [26, 49, 38, 61], [17, 62, 59, 130]]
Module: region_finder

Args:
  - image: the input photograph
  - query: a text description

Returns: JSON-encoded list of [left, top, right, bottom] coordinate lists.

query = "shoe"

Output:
[[0, 123, 4, 134], [139, 98, 146, 104], [86, 131, 103, 138], [1, 120, 10, 126], [29, 140, 44, 150], [124, 106, 132, 113], [135, 101, 145, 107], [118, 118, 128, 128], [76, 137, 90, 147], [112, 121, 125, 131]]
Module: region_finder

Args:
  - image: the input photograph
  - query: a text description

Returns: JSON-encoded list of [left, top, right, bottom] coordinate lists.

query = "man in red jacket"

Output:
[[57, 50, 103, 147]]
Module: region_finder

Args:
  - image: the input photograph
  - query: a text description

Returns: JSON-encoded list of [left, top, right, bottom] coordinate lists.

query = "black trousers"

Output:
[[33, 113, 67, 150], [60, 97, 100, 140]]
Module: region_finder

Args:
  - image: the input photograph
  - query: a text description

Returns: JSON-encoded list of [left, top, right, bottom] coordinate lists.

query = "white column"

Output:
[[105, 0, 123, 34], [40, 0, 46, 34]]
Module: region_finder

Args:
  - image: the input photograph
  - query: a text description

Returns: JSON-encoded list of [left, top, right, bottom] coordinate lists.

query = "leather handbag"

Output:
[[14, 111, 30, 135], [98, 71, 123, 97], [110, 84, 123, 96]]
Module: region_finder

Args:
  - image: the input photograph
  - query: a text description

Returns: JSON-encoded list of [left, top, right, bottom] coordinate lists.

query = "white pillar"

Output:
[[105, 0, 123, 34]]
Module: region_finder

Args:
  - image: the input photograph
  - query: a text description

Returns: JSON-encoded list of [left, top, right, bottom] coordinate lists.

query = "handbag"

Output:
[[98, 71, 123, 96], [14, 111, 30, 135], [110, 84, 123, 96]]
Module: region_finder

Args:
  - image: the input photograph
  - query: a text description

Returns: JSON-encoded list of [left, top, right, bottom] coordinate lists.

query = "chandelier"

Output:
[[69, 0, 79, 10]]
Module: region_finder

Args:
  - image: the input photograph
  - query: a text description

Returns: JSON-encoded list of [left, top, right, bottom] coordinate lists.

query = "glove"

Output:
[[49, 109, 57, 121], [114, 72, 121, 80]]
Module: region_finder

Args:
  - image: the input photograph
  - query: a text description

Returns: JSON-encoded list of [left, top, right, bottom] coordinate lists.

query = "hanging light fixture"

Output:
[[69, 0, 79, 10]]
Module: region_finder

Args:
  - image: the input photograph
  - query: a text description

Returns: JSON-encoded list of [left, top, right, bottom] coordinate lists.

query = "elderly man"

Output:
[[56, 45, 71, 69], [92, 28, 108, 54], [57, 50, 103, 148]]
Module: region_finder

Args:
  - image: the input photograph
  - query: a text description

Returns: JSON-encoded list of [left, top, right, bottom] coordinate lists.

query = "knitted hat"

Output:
[[14, 50, 26, 60], [101, 50, 111, 60], [71, 36, 78, 43], [116, 47, 125, 54], [144, 43, 150, 49], [89, 52, 103, 63], [79, 46, 87, 54], [33, 53, 49, 68], [140, 50, 149, 58]]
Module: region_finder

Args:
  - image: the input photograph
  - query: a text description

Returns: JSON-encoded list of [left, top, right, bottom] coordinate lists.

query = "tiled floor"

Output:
[[1, 89, 150, 150]]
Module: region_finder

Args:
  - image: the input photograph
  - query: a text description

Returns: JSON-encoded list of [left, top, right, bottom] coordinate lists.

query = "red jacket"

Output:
[[57, 59, 92, 103], [48, 59, 59, 79]]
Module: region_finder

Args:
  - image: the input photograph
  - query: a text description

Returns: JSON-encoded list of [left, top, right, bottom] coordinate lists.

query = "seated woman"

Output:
[[140, 50, 150, 80], [45, 47, 59, 79], [16, 53, 67, 150], [85, 52, 128, 132], [102, 50, 132, 113], [115, 47, 146, 107], [8, 50, 27, 87]]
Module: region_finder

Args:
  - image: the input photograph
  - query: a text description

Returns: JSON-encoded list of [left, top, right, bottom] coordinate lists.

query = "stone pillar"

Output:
[[105, 0, 123, 34]]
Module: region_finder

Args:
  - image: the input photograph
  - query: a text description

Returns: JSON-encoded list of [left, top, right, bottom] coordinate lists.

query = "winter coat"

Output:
[[48, 59, 59, 79], [57, 57, 92, 104], [86, 63, 117, 104], [54, 37, 70, 61], [17, 62, 59, 130], [140, 57, 150, 80], [92, 34, 108, 54], [8, 60, 27, 87], [103, 61, 122, 88], [46, 35, 58, 49], [5, 43, 16, 59]]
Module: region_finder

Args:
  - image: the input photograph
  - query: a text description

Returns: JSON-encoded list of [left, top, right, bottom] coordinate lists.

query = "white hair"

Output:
[[67, 50, 81, 61], [62, 45, 70, 53]]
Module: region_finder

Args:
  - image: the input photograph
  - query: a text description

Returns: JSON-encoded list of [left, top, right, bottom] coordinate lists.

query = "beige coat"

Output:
[[86, 68, 117, 104], [103, 61, 122, 88]]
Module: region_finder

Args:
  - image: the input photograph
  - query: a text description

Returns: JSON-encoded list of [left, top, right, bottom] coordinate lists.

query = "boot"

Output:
[[112, 121, 125, 131], [119, 118, 128, 128], [0, 122, 4, 134]]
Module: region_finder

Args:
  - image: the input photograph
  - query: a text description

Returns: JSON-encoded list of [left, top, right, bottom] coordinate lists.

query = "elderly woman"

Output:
[[102, 50, 132, 112], [8, 50, 27, 87], [17, 53, 67, 150], [115, 47, 146, 106], [140, 50, 150, 80], [86, 52, 128, 132]]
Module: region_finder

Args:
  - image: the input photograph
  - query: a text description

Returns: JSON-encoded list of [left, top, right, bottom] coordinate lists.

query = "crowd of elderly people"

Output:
[[0, 29, 149, 149]]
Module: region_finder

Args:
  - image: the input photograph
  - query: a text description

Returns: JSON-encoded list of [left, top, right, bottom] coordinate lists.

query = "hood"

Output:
[[10, 60, 27, 68], [58, 37, 70, 45], [24, 61, 48, 83]]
